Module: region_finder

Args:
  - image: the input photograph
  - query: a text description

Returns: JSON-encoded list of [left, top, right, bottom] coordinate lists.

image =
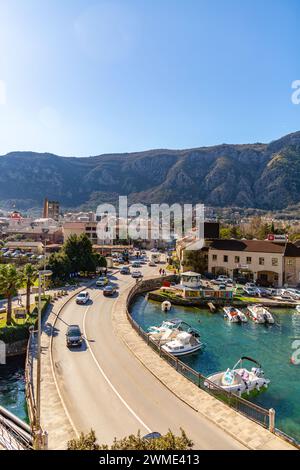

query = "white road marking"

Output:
[[83, 288, 152, 434]]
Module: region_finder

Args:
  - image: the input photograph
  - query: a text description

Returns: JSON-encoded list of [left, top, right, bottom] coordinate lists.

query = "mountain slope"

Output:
[[1, 132, 300, 210]]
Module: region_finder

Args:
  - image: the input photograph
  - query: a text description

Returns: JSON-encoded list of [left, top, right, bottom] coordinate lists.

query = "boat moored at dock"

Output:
[[247, 304, 275, 324], [205, 356, 270, 397], [161, 330, 204, 356], [223, 306, 248, 323]]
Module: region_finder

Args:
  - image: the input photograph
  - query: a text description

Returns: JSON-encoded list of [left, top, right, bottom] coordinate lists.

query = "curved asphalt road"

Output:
[[51, 260, 245, 450]]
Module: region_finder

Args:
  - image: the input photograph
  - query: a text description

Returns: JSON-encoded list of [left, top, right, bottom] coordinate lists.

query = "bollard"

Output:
[[269, 408, 275, 433], [41, 430, 48, 450]]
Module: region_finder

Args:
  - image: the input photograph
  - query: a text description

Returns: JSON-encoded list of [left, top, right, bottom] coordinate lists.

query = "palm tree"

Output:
[[0, 264, 23, 325], [22, 264, 38, 315]]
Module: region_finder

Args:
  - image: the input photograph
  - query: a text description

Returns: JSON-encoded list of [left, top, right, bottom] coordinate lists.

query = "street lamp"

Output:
[[35, 269, 52, 449]]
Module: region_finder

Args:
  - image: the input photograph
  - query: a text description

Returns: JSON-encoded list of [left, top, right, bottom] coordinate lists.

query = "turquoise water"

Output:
[[0, 356, 28, 423], [131, 296, 300, 443]]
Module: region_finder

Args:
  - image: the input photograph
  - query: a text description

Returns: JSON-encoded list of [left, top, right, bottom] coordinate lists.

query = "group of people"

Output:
[[159, 268, 166, 276]]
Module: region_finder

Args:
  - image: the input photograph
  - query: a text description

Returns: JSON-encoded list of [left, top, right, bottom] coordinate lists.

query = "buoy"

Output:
[[161, 301, 172, 312]]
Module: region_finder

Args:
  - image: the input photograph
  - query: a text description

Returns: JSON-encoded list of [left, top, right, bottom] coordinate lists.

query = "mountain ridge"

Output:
[[1, 131, 300, 211]]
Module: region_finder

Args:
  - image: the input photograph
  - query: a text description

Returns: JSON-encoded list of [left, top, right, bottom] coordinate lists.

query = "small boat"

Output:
[[223, 307, 248, 323], [247, 304, 275, 324], [161, 330, 204, 356], [149, 327, 179, 345], [161, 301, 172, 312], [148, 318, 182, 335], [205, 357, 270, 397], [296, 305, 300, 313]]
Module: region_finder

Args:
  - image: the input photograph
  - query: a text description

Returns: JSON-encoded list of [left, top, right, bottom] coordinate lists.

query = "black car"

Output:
[[66, 325, 83, 348]]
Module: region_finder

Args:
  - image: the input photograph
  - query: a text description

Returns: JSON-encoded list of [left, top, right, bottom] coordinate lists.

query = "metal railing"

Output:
[[126, 279, 271, 431], [0, 407, 33, 450]]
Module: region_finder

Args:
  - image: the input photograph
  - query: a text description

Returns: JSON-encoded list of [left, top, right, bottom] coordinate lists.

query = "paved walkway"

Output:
[[30, 284, 91, 449], [112, 282, 297, 451]]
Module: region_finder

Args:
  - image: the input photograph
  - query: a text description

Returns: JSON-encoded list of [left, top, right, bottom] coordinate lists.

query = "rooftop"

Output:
[[210, 239, 285, 254]]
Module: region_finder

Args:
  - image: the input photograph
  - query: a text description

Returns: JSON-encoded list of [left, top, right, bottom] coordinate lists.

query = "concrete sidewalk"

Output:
[[29, 284, 91, 450], [112, 283, 297, 451]]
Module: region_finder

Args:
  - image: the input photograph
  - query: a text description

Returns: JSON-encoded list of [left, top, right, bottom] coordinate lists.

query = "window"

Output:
[[259, 257, 265, 266], [246, 257, 252, 264], [272, 258, 279, 267], [235, 256, 240, 263], [212, 254, 217, 261], [224, 255, 228, 263], [287, 259, 294, 266]]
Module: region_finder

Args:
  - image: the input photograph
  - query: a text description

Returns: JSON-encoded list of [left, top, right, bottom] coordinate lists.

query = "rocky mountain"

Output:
[[1, 131, 300, 211]]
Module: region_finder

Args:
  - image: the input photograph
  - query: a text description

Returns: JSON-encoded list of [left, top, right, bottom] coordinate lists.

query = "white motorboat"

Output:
[[223, 307, 248, 323], [161, 301, 172, 312], [296, 305, 300, 313], [247, 304, 275, 324], [148, 318, 182, 335], [161, 330, 203, 357], [205, 357, 270, 397]]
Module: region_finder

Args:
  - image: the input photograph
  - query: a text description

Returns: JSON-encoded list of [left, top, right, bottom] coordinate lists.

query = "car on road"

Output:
[[132, 270, 143, 279], [96, 277, 109, 287], [142, 432, 162, 441], [76, 291, 90, 304], [148, 261, 156, 267], [103, 285, 117, 297], [120, 266, 130, 275], [131, 261, 141, 268], [66, 325, 83, 348]]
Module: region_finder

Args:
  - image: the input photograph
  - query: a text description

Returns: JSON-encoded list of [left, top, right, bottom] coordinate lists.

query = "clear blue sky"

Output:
[[0, 0, 300, 156]]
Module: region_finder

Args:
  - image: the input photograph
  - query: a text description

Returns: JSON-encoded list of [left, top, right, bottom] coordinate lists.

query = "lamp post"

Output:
[[42, 229, 49, 295], [35, 269, 52, 450]]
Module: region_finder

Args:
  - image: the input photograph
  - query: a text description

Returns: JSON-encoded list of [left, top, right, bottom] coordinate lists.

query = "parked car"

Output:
[[132, 270, 143, 279], [66, 325, 83, 348], [218, 284, 227, 290], [234, 276, 248, 285], [120, 266, 130, 275], [257, 288, 273, 298], [148, 261, 156, 267], [76, 291, 90, 305], [96, 277, 108, 287], [132, 261, 141, 268], [243, 287, 259, 296], [103, 285, 117, 297]]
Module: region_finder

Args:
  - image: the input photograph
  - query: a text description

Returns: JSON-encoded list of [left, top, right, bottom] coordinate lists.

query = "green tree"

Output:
[[0, 264, 23, 325], [63, 234, 98, 273], [22, 264, 38, 315], [47, 252, 71, 280], [68, 429, 193, 451]]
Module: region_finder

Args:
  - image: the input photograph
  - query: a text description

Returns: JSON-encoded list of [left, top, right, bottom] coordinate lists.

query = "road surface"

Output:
[[51, 257, 245, 450]]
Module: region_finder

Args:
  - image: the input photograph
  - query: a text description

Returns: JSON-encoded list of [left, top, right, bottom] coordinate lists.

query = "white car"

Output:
[[148, 261, 156, 267], [96, 277, 108, 287], [76, 291, 90, 305], [132, 270, 143, 279]]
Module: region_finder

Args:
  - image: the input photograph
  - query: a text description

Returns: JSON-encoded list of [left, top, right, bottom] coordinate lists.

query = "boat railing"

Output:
[[125, 278, 297, 444]]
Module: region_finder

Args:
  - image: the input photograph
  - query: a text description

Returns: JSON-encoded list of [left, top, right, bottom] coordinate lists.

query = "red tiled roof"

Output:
[[210, 239, 285, 254]]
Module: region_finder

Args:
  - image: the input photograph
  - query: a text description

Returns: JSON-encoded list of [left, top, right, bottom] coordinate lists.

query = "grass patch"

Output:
[[0, 296, 50, 343]]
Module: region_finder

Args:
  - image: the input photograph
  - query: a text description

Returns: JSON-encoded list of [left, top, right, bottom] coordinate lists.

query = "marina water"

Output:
[[0, 355, 28, 423], [131, 295, 300, 443]]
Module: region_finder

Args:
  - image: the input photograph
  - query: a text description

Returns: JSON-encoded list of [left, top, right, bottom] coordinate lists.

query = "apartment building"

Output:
[[208, 239, 300, 287]]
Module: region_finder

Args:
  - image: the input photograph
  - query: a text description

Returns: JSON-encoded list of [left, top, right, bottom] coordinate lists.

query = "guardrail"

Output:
[[126, 278, 271, 431], [0, 406, 33, 450]]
